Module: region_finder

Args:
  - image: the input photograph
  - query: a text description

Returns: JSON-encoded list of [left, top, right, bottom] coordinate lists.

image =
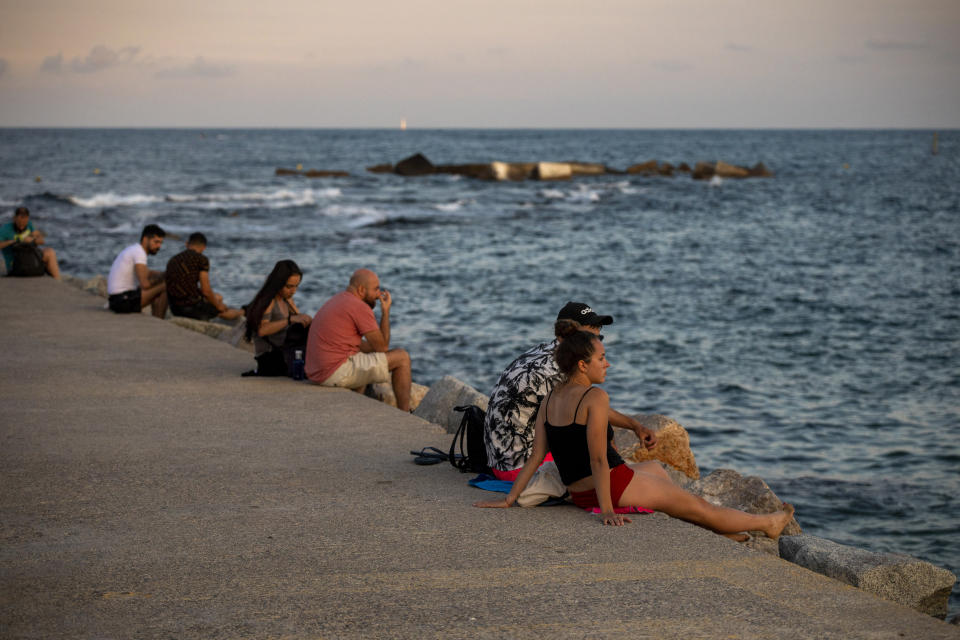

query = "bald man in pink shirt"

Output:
[[305, 268, 412, 411]]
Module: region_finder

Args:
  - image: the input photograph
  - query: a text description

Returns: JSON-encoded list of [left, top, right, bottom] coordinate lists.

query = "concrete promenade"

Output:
[[1, 277, 957, 639]]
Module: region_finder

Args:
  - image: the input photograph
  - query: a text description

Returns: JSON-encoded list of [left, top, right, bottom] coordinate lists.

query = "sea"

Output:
[[2, 128, 958, 616]]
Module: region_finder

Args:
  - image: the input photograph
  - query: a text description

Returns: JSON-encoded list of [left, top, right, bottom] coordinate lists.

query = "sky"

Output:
[[0, 0, 958, 128]]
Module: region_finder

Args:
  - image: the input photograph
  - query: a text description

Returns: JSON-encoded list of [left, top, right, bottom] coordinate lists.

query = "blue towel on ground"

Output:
[[468, 474, 568, 506], [468, 474, 512, 493]]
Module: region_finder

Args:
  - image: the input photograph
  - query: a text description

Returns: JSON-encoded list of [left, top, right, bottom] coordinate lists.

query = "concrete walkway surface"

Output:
[[1, 277, 957, 639]]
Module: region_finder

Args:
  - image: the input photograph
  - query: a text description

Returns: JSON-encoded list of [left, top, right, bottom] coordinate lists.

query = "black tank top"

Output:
[[543, 386, 624, 486]]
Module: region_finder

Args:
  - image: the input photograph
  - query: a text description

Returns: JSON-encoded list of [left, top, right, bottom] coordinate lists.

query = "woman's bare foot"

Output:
[[722, 532, 750, 542], [762, 503, 795, 540]]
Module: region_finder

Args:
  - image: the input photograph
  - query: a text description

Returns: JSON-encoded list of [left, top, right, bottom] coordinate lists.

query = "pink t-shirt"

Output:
[[305, 291, 379, 383]]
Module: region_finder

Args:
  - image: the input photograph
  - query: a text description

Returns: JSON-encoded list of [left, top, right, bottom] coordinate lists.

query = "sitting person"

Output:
[[106, 224, 167, 317], [244, 260, 312, 376], [484, 301, 657, 481], [0, 207, 61, 279], [476, 329, 795, 537], [305, 268, 412, 411], [165, 232, 243, 321]]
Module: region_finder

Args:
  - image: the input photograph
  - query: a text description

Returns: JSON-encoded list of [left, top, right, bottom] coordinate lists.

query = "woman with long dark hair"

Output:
[[476, 328, 795, 536], [244, 260, 312, 376]]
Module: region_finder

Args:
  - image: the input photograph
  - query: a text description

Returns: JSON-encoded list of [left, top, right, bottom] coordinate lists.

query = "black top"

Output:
[[165, 248, 210, 307], [543, 387, 625, 486]]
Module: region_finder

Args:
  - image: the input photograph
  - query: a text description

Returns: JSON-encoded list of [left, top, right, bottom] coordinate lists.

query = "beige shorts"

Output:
[[321, 351, 390, 389]]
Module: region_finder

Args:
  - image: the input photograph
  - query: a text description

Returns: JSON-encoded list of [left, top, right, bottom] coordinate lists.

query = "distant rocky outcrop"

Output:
[[275, 168, 350, 178], [626, 160, 674, 177], [692, 160, 774, 180], [370, 153, 772, 181], [394, 153, 435, 176]]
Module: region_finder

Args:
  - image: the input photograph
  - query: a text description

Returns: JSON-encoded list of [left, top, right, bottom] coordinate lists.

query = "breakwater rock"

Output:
[[412, 375, 488, 433], [780, 534, 957, 619], [62, 273, 107, 298], [366, 153, 773, 181]]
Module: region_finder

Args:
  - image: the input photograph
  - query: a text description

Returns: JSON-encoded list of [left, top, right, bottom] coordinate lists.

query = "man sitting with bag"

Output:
[[0, 207, 61, 279]]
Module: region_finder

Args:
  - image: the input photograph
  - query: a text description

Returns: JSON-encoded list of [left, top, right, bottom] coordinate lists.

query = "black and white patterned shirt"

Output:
[[483, 339, 564, 471]]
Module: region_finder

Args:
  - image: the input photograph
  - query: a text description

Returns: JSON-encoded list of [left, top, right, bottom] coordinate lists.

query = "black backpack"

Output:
[[449, 405, 490, 474], [9, 242, 45, 277]]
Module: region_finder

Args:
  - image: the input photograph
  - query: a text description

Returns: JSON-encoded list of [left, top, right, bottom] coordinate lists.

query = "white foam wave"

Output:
[[68, 192, 163, 208], [709, 175, 724, 187], [568, 185, 601, 202], [541, 189, 566, 199], [434, 199, 471, 212], [323, 204, 387, 228], [166, 187, 341, 207]]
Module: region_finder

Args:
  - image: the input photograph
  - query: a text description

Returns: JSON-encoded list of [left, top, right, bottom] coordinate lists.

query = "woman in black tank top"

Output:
[[476, 329, 796, 539]]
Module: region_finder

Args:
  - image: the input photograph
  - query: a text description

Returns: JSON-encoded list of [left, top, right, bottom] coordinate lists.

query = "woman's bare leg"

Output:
[[628, 461, 670, 481], [618, 470, 794, 539]]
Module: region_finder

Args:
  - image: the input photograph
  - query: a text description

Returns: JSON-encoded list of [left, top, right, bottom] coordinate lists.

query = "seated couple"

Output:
[[477, 325, 794, 538]]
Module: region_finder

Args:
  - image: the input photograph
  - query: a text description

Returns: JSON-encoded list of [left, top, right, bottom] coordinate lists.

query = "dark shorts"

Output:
[[170, 299, 220, 321], [568, 463, 636, 510], [108, 289, 142, 314]]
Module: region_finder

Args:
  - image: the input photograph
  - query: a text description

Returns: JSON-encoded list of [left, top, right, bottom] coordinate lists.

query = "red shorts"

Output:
[[490, 453, 554, 482], [569, 463, 636, 510]]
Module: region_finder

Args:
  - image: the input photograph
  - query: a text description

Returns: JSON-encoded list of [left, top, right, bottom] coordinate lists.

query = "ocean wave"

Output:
[[323, 204, 387, 228], [434, 198, 472, 212], [539, 186, 601, 202], [68, 192, 163, 208], [166, 187, 341, 205]]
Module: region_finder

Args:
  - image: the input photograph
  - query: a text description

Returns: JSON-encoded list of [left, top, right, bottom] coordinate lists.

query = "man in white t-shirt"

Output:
[[106, 224, 168, 317]]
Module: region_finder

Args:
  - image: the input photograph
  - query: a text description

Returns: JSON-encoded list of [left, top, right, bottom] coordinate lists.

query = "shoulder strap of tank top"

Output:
[[572, 386, 595, 422], [544, 389, 554, 417]]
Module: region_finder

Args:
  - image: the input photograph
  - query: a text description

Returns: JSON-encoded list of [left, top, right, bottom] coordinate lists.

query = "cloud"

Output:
[[41, 53, 63, 73], [865, 39, 929, 51], [0, 58, 8, 77], [725, 42, 753, 53], [40, 46, 141, 73], [653, 59, 693, 72], [154, 56, 235, 78]]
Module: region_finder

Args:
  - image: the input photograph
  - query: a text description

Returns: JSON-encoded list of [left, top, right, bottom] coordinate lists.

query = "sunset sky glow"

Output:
[[1, 0, 958, 127]]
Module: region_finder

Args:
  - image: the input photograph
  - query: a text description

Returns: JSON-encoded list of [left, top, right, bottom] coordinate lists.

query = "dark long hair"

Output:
[[555, 330, 600, 377], [245, 260, 303, 341]]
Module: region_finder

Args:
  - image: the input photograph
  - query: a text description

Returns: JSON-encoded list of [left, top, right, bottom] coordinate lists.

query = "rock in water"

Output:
[[748, 162, 773, 177], [714, 161, 750, 178], [626, 160, 659, 175], [692, 161, 716, 180], [394, 153, 435, 176], [533, 162, 572, 180]]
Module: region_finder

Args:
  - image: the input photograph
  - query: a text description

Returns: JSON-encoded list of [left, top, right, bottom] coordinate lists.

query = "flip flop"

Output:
[[411, 447, 448, 465]]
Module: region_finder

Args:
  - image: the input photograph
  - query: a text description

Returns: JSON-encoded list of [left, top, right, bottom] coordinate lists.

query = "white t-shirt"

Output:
[[107, 243, 148, 295]]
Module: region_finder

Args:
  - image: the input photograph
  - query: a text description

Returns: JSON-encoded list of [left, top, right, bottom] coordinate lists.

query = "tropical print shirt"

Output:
[[483, 339, 564, 471]]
